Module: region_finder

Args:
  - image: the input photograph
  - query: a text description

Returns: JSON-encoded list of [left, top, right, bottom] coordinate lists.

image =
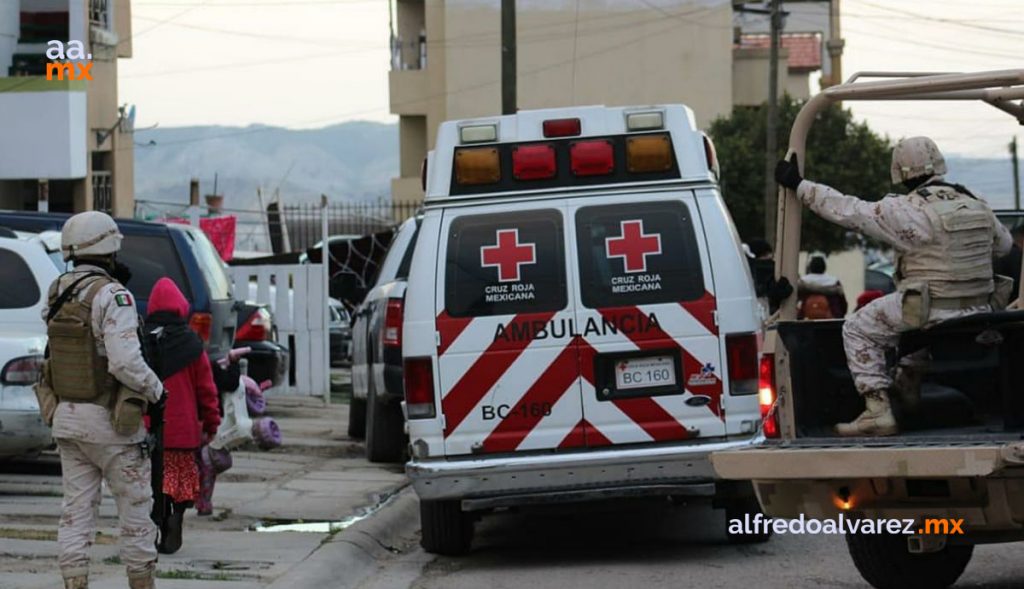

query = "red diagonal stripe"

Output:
[[441, 311, 556, 437], [483, 338, 581, 453], [436, 310, 473, 356], [681, 291, 717, 335], [598, 306, 723, 419], [612, 397, 691, 441], [558, 418, 612, 449]]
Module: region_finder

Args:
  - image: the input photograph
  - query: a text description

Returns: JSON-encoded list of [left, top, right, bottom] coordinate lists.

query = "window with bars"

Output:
[[89, 0, 111, 30], [92, 171, 112, 213]]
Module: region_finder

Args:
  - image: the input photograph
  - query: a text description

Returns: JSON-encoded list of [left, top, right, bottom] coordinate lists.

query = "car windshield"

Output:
[[182, 227, 232, 300]]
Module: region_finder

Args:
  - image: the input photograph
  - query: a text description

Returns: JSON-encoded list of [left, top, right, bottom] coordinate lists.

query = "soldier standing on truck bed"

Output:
[[34, 211, 165, 589], [775, 137, 1013, 436]]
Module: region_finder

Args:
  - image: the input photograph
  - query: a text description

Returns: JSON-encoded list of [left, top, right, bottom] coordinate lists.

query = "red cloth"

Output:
[[147, 278, 222, 449], [163, 450, 200, 503], [856, 289, 885, 310], [199, 216, 236, 262]]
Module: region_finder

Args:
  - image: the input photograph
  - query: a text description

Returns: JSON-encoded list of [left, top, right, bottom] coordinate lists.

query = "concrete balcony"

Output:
[[0, 77, 87, 179], [389, 68, 429, 116]]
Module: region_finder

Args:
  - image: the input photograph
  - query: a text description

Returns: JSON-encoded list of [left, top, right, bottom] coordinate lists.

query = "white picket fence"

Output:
[[230, 263, 330, 399]]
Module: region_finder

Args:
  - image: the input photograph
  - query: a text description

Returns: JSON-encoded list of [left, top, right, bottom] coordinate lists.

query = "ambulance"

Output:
[[402, 105, 766, 554]]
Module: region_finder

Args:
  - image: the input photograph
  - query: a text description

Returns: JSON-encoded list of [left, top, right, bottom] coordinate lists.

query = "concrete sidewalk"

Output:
[[0, 383, 408, 589]]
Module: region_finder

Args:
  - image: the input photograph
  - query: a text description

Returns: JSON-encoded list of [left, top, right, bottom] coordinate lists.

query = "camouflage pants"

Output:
[[56, 438, 157, 580], [842, 292, 984, 395]]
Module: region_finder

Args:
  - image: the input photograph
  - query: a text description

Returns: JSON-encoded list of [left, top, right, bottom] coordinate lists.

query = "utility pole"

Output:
[[1012, 136, 1020, 210], [501, 0, 517, 115], [763, 0, 782, 242]]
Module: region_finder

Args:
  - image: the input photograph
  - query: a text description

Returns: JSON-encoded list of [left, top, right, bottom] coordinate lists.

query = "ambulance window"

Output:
[[445, 210, 566, 317], [576, 201, 704, 308]]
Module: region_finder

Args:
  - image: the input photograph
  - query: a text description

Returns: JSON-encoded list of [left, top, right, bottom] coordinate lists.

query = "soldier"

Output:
[[40, 212, 164, 589], [775, 137, 1012, 436]]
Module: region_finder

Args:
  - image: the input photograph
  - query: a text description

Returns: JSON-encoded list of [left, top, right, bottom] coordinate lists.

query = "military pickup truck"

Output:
[[712, 70, 1024, 589]]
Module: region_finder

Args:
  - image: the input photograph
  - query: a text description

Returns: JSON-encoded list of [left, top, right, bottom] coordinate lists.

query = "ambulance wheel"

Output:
[[420, 499, 473, 556], [348, 396, 367, 439], [365, 381, 406, 463], [845, 532, 973, 589], [725, 498, 772, 544]]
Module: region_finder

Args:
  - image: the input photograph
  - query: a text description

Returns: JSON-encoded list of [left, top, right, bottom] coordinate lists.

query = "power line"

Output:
[[855, 0, 1024, 38]]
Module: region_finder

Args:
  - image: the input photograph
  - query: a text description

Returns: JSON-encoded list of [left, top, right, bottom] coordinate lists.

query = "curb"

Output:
[[266, 485, 420, 589]]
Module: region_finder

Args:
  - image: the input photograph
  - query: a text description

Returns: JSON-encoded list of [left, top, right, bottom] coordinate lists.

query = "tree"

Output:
[[708, 96, 893, 252]]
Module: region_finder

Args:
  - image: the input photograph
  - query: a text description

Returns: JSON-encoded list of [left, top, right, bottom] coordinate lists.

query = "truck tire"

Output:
[[845, 532, 973, 589], [724, 497, 773, 544], [348, 396, 367, 439], [366, 380, 406, 463], [420, 499, 474, 556]]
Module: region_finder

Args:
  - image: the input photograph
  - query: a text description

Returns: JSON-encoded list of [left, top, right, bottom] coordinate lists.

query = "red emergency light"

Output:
[[512, 144, 557, 180], [543, 118, 581, 138], [570, 139, 614, 177]]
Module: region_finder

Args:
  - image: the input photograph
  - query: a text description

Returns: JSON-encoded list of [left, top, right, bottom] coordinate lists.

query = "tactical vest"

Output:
[[895, 183, 995, 300], [46, 274, 119, 405]]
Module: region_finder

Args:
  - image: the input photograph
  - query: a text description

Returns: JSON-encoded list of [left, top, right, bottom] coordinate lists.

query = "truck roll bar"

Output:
[[775, 69, 1024, 321]]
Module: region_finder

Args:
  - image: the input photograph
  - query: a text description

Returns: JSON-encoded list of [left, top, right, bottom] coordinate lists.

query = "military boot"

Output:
[[63, 576, 88, 589], [835, 390, 898, 437], [894, 350, 929, 413], [127, 568, 156, 589]]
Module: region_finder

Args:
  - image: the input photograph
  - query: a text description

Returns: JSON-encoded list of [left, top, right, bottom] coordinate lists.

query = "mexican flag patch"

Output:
[[114, 293, 133, 307]]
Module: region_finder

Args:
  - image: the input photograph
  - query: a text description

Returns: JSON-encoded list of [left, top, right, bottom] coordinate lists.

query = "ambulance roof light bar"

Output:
[[459, 123, 498, 144], [626, 111, 664, 132]]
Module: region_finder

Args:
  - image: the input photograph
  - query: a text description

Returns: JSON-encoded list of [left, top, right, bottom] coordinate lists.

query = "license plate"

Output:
[[614, 355, 677, 390]]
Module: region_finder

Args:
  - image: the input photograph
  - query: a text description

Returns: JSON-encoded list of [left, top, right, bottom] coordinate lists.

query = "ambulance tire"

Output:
[[725, 498, 773, 544], [348, 396, 367, 439], [845, 532, 973, 589], [365, 381, 406, 463], [420, 499, 473, 556]]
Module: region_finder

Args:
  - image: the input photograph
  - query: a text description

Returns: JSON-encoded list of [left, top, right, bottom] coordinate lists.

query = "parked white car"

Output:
[[0, 235, 60, 459]]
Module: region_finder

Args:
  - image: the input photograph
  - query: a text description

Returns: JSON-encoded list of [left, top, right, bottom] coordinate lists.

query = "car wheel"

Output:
[[348, 396, 367, 439], [845, 531, 973, 589], [420, 499, 474, 556], [365, 378, 407, 463]]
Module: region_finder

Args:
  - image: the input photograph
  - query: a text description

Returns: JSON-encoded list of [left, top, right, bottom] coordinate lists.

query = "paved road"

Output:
[[360, 499, 1024, 589]]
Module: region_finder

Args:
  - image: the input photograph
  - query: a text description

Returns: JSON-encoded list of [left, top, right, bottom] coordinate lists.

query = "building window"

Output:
[[92, 171, 112, 213], [89, 0, 111, 30]]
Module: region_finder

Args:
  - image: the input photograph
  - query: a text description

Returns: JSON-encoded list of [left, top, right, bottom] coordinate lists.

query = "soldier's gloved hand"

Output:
[[774, 154, 803, 190]]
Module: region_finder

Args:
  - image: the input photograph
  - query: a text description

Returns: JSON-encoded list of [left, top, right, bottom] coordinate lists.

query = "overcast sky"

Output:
[[121, 0, 1024, 159]]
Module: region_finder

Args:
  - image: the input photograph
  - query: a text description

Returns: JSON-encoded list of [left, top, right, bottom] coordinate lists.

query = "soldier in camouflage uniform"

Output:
[[776, 137, 1012, 436], [39, 212, 164, 589]]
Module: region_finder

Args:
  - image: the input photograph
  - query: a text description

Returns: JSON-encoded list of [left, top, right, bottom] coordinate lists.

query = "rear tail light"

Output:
[[759, 353, 780, 438], [189, 312, 213, 342], [542, 117, 581, 138], [512, 144, 557, 180], [404, 357, 436, 419], [383, 298, 404, 348], [236, 308, 272, 341], [1, 355, 43, 385], [454, 146, 501, 186], [625, 134, 673, 173], [726, 333, 758, 395], [570, 139, 614, 176]]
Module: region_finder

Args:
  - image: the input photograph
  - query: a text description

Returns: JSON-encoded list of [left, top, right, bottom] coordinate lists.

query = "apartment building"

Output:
[[0, 0, 134, 216], [387, 0, 841, 202]]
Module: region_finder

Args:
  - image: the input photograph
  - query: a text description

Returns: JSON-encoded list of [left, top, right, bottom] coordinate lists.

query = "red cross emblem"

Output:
[[481, 229, 537, 282], [605, 219, 662, 273]]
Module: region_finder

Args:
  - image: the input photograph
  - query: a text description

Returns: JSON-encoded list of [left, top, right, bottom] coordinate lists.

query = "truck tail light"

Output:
[[236, 308, 272, 341], [542, 117, 581, 138], [383, 298, 404, 348], [570, 139, 614, 176], [626, 134, 673, 173], [512, 143, 557, 180], [404, 357, 436, 419], [454, 146, 500, 185], [1, 355, 43, 385], [759, 353, 780, 438], [726, 333, 758, 395], [189, 312, 213, 342]]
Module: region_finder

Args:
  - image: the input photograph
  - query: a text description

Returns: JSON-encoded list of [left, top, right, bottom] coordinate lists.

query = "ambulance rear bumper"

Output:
[[407, 436, 759, 504]]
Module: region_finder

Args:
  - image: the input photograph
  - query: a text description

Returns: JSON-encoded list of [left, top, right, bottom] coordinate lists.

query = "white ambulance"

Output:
[[403, 105, 766, 554]]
